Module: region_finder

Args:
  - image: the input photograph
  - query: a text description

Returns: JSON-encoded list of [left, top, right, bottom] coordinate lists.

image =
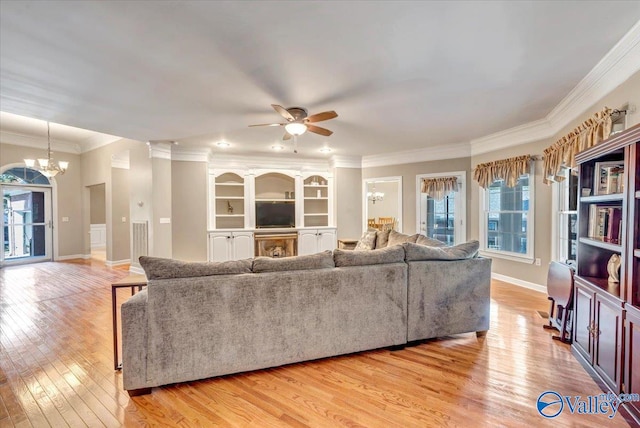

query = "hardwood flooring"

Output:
[[0, 260, 632, 427]]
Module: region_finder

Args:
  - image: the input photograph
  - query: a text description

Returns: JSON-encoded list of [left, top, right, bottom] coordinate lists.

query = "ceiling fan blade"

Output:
[[248, 123, 284, 127], [272, 104, 295, 121], [283, 132, 292, 140], [305, 111, 338, 123], [307, 124, 333, 136]]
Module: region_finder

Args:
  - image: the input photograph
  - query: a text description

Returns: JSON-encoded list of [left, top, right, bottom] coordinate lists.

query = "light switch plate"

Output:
[[159, 217, 171, 224], [62, 217, 69, 222]]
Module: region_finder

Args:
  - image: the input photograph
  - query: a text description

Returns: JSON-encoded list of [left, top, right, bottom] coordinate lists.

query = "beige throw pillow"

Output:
[[354, 230, 377, 250], [416, 235, 446, 247], [387, 230, 419, 247], [403, 240, 480, 261], [375, 230, 391, 249]]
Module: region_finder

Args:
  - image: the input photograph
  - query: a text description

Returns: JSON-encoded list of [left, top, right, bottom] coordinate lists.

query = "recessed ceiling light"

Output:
[[319, 147, 332, 153], [271, 144, 284, 151], [216, 141, 230, 148]]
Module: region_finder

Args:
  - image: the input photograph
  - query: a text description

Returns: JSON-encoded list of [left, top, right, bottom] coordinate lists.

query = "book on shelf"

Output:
[[587, 204, 622, 244]]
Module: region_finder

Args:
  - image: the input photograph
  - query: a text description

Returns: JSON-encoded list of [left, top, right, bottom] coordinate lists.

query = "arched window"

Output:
[[0, 167, 51, 185]]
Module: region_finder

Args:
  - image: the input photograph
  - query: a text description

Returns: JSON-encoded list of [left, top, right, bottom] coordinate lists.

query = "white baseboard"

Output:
[[56, 254, 91, 261], [491, 272, 546, 294], [106, 259, 130, 267], [129, 265, 144, 275]]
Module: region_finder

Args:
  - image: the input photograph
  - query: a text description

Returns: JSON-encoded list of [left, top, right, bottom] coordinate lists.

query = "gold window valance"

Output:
[[474, 155, 533, 189], [421, 176, 459, 201], [542, 107, 613, 184]]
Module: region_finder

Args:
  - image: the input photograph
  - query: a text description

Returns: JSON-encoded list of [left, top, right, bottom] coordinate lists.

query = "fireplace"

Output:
[[254, 233, 298, 258]]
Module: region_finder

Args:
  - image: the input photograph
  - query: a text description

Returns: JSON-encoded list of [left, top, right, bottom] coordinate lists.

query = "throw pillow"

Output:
[[252, 250, 335, 273], [334, 245, 405, 267], [139, 256, 252, 280], [354, 230, 377, 250], [387, 230, 420, 247], [375, 230, 391, 249], [416, 235, 446, 247], [403, 240, 480, 261]]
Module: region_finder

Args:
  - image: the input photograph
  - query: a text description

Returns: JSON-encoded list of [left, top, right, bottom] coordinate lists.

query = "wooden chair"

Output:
[[378, 217, 396, 231], [367, 218, 377, 229], [543, 261, 575, 343]]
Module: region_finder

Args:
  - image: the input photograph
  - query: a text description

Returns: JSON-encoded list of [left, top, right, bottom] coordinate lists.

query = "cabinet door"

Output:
[[210, 233, 231, 262], [625, 305, 640, 419], [593, 293, 624, 392], [298, 230, 318, 256], [232, 232, 254, 260], [573, 282, 594, 363], [317, 230, 336, 252]]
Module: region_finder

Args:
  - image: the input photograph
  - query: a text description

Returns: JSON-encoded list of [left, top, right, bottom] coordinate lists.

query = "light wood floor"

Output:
[[0, 260, 632, 427]]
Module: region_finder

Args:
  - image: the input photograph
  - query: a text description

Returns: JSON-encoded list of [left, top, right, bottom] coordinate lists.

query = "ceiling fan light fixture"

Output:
[[284, 122, 307, 136]]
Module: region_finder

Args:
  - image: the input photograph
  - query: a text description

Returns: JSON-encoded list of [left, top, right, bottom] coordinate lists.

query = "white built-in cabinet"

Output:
[[207, 168, 335, 261], [208, 231, 254, 262], [298, 228, 337, 256]]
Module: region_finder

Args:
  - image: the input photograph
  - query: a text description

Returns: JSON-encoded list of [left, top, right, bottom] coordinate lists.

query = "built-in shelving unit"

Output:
[[303, 175, 330, 227], [573, 123, 640, 425], [214, 172, 245, 229]]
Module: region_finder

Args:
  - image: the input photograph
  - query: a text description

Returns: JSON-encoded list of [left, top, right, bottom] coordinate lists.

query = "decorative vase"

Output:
[[607, 254, 621, 283]]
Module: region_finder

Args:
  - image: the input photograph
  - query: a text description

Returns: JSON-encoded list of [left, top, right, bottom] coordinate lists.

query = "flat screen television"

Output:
[[255, 201, 295, 228]]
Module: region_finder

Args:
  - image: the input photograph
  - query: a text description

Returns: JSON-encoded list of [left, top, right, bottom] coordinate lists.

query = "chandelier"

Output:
[[367, 186, 385, 204], [24, 122, 69, 177]]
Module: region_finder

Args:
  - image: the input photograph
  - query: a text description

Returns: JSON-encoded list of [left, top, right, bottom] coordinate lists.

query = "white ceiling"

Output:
[[1, 1, 639, 159]]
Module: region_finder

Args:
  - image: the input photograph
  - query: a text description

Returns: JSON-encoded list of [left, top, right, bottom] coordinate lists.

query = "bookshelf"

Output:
[[572, 123, 640, 424]]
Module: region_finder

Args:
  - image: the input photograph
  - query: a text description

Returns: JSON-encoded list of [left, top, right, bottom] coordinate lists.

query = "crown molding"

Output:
[[111, 152, 130, 169], [362, 142, 470, 168], [330, 155, 362, 169], [470, 21, 640, 157], [0, 130, 81, 154], [147, 141, 172, 160], [209, 153, 330, 171], [547, 20, 640, 131], [81, 133, 122, 153], [469, 118, 553, 156], [171, 146, 211, 162]]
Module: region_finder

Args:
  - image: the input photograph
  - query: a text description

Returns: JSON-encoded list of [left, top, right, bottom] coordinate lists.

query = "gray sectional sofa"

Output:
[[121, 241, 491, 395]]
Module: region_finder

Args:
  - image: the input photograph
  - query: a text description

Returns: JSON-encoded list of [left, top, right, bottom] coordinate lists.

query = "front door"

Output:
[[1, 186, 52, 265]]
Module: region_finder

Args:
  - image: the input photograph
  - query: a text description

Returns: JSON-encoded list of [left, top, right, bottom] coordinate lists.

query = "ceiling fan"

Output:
[[249, 104, 338, 152]]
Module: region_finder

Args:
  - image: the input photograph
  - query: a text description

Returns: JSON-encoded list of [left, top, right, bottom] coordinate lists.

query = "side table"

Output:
[[337, 239, 358, 250], [112, 274, 147, 370]]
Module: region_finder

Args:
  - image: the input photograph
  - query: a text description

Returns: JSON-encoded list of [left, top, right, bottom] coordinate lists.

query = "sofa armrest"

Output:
[[122, 289, 149, 391], [407, 257, 491, 341]]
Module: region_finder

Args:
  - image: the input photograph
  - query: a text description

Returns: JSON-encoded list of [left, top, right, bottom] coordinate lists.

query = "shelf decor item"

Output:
[[594, 161, 624, 195], [607, 254, 621, 283], [227, 200, 233, 214]]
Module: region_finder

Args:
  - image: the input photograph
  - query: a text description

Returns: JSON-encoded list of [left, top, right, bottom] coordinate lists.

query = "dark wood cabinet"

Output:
[[573, 123, 639, 425], [625, 304, 640, 419], [574, 277, 624, 391], [592, 291, 624, 391], [573, 278, 594, 361]]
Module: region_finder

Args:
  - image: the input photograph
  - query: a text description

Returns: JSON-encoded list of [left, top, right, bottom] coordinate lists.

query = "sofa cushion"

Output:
[[404, 240, 480, 261], [139, 256, 252, 280], [375, 230, 391, 249], [252, 250, 335, 273], [354, 230, 377, 250], [415, 235, 446, 247], [387, 230, 419, 247], [334, 245, 405, 267]]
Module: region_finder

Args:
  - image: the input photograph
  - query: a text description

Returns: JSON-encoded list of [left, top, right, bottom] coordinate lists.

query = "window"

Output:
[[425, 194, 456, 245], [553, 168, 578, 266], [417, 172, 466, 245], [480, 171, 534, 263]]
